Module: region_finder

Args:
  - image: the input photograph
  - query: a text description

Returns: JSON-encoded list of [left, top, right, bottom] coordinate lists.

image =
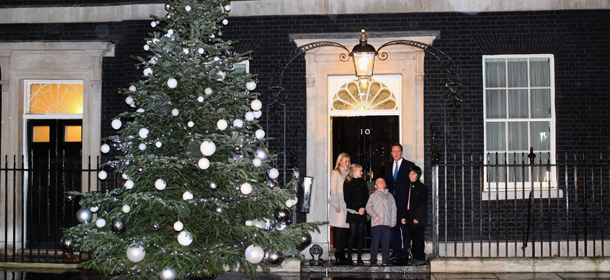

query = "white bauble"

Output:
[[240, 183, 252, 195], [245, 112, 254, 121], [143, 67, 153, 76], [167, 78, 178, 88], [126, 244, 146, 263], [95, 218, 106, 228], [188, 121, 194, 127], [251, 99, 262, 111], [143, 45, 149, 51], [155, 179, 166, 190], [253, 110, 262, 119], [159, 267, 178, 280], [90, 206, 99, 213], [224, 4, 232, 11], [198, 96, 204, 102], [255, 129, 265, 139], [139, 128, 149, 139], [255, 219, 267, 229], [182, 191, 193, 200], [233, 119, 243, 128], [268, 168, 279, 179], [214, 56, 220, 61], [124, 179, 134, 189], [125, 96, 134, 105], [198, 48, 204, 54], [198, 158, 210, 170], [217, 71, 225, 81], [177, 231, 193, 246], [150, 56, 158, 64], [174, 221, 184, 231], [210, 182, 217, 189], [98, 170, 107, 180], [122, 205, 131, 213], [200, 141, 216, 156], [222, 19, 229, 25], [245, 220, 253, 226], [245, 245, 264, 264], [151, 21, 156, 28], [167, 29, 174, 36], [171, 108, 179, 116], [252, 158, 262, 167], [205, 87, 213, 95], [100, 144, 110, 153], [122, 173, 130, 180], [286, 199, 295, 208], [136, 108, 145, 113], [139, 143, 146, 151], [129, 85, 136, 92], [277, 223, 286, 231], [156, 142, 162, 148], [185, 5, 191, 11], [183, 48, 189, 54], [246, 81, 257, 91], [217, 119, 228, 130], [111, 119, 122, 130]]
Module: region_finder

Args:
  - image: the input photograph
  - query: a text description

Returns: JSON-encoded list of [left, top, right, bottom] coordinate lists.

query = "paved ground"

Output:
[[3, 269, 610, 280]]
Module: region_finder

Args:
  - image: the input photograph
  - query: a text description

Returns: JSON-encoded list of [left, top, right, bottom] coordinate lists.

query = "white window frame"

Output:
[[482, 54, 559, 199]]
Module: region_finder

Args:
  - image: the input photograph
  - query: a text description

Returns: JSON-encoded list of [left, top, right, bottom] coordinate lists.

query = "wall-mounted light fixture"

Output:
[[350, 29, 377, 79]]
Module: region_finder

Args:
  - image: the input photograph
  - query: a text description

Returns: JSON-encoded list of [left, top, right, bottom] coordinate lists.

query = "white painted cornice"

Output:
[[0, 1, 608, 24]]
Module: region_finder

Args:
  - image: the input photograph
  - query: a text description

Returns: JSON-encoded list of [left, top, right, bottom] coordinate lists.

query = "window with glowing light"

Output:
[[27, 82, 84, 114], [483, 55, 557, 195], [331, 79, 398, 112]]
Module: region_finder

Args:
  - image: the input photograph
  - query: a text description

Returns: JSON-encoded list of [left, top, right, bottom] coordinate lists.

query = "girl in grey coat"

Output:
[[366, 178, 396, 265]]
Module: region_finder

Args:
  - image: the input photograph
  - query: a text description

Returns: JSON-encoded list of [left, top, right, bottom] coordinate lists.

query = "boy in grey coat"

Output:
[[365, 178, 396, 265]]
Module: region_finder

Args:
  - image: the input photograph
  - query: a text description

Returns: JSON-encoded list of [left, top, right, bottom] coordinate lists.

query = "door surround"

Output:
[[290, 31, 438, 255]]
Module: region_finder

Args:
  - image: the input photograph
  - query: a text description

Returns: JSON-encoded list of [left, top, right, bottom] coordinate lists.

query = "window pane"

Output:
[[530, 121, 550, 151], [487, 152, 507, 183], [508, 152, 530, 182], [508, 89, 528, 118], [486, 122, 505, 151], [531, 89, 551, 118], [65, 125, 82, 142], [29, 83, 83, 114], [530, 58, 550, 87], [507, 58, 528, 87], [532, 152, 551, 183], [486, 89, 506, 119], [485, 59, 506, 88], [33, 126, 50, 142], [508, 122, 528, 151]]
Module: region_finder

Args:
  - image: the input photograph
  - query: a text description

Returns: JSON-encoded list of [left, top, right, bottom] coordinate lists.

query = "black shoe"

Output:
[[408, 259, 427, 266], [370, 260, 378, 266], [392, 257, 409, 265], [356, 260, 364, 266], [346, 260, 354, 266]]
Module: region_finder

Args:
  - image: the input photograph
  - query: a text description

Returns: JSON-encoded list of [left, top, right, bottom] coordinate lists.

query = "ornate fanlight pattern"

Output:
[[331, 79, 398, 111], [28, 83, 84, 114]]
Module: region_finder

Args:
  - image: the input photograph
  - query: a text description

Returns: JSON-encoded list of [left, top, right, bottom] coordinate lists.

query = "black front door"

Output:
[[332, 116, 400, 180], [27, 119, 82, 249]]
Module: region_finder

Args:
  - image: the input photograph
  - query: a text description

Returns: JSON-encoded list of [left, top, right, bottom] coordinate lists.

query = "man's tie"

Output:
[[393, 161, 398, 181]]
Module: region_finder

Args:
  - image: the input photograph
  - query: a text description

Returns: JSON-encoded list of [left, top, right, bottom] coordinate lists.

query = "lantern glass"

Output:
[[353, 52, 375, 79]]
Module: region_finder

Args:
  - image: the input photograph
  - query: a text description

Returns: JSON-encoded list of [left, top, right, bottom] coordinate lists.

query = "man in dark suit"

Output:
[[383, 143, 414, 265], [401, 165, 428, 266]]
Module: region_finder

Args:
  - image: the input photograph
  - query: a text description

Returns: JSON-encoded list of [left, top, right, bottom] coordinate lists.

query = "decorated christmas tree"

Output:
[[61, 1, 319, 279]]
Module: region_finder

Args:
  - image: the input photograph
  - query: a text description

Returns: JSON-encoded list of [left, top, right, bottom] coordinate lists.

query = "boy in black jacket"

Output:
[[400, 165, 428, 266]]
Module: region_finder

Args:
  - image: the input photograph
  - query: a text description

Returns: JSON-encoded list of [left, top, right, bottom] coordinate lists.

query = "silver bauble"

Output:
[[152, 222, 160, 231], [265, 250, 284, 267], [76, 208, 93, 224], [267, 179, 279, 188], [254, 147, 270, 161], [60, 235, 75, 252], [110, 217, 126, 234], [297, 232, 312, 251], [158, 266, 178, 280], [273, 207, 291, 224]]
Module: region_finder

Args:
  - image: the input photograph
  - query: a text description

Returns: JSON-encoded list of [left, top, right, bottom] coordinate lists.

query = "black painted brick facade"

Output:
[[1, 9, 609, 190]]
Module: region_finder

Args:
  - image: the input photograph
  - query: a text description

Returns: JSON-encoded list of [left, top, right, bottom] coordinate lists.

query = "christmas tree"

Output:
[[62, 1, 320, 279]]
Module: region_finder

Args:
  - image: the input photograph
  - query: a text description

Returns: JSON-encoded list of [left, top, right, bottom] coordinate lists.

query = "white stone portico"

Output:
[[291, 31, 437, 257]]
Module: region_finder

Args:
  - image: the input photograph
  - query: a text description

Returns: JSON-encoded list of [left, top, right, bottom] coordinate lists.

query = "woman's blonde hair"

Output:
[[334, 152, 350, 175], [345, 163, 362, 181]]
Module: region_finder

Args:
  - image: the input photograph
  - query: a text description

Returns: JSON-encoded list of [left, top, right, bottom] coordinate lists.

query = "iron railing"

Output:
[[433, 150, 610, 258], [0, 155, 117, 263]]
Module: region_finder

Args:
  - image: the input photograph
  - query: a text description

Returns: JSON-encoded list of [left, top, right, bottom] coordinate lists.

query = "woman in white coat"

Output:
[[328, 152, 350, 264]]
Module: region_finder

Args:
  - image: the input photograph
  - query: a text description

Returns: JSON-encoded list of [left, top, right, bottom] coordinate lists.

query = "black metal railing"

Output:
[[433, 149, 610, 257], [1, 155, 118, 263]]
